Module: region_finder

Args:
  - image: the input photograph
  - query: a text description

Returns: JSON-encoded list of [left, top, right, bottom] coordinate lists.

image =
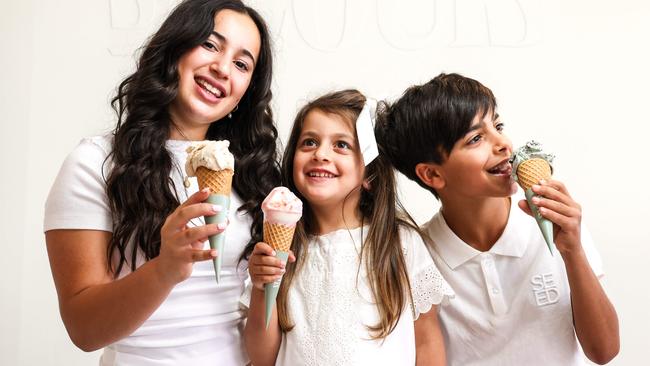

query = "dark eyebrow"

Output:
[[211, 31, 257, 66], [493, 113, 500, 121], [300, 131, 355, 141], [466, 120, 486, 134]]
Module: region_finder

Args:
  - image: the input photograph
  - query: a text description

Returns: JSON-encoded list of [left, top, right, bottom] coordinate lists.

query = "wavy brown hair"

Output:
[[106, 0, 280, 275], [277, 89, 423, 339]]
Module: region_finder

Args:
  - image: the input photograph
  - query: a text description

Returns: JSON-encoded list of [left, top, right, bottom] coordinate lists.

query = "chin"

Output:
[[507, 182, 519, 196]]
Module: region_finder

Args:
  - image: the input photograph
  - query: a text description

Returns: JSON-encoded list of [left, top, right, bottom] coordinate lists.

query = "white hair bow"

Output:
[[356, 98, 379, 166]]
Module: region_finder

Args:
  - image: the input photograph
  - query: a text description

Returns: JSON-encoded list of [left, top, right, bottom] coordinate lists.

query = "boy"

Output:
[[376, 73, 619, 365]]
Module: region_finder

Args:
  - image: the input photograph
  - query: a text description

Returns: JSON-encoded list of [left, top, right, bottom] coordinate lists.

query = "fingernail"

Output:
[[271, 250, 276, 256], [280, 269, 286, 274], [211, 204, 222, 212], [202, 188, 210, 193], [532, 197, 540, 204], [539, 179, 546, 185], [532, 184, 540, 191], [210, 250, 218, 257], [217, 222, 227, 230]]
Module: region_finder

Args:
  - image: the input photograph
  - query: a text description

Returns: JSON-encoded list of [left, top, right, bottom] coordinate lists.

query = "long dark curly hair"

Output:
[[106, 0, 280, 276]]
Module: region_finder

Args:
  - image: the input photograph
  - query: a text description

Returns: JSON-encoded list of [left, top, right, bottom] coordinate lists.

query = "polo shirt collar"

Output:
[[426, 198, 528, 270]]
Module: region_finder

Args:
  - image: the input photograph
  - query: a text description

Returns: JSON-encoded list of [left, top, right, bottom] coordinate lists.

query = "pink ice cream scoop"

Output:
[[261, 187, 302, 329]]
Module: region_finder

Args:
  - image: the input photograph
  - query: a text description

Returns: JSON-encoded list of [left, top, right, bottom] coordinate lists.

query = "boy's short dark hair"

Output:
[[375, 73, 497, 198]]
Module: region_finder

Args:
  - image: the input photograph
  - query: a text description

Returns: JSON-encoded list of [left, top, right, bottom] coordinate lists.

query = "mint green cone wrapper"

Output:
[[264, 250, 289, 329], [525, 188, 554, 254], [205, 194, 230, 283]]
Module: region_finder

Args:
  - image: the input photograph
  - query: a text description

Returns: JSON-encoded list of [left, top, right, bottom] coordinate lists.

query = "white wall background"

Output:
[[1, 0, 648, 364]]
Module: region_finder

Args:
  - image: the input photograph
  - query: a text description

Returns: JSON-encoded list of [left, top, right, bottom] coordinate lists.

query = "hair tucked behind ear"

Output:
[[276, 89, 421, 339], [106, 0, 280, 276]]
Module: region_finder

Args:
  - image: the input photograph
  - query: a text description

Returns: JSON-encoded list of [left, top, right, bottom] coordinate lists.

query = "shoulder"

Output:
[[44, 135, 114, 232], [56, 135, 113, 181], [62, 135, 113, 170]]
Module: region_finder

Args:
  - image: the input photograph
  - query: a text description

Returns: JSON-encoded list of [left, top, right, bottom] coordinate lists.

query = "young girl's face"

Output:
[[169, 9, 260, 138], [292, 109, 365, 211], [439, 110, 518, 198]]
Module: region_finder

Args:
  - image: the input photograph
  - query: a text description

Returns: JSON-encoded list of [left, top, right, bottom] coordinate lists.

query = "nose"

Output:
[[210, 57, 230, 79], [313, 144, 330, 162], [492, 131, 512, 156]]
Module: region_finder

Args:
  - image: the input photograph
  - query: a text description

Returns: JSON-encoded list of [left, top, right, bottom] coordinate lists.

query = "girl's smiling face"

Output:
[[169, 9, 260, 139], [292, 109, 365, 212]]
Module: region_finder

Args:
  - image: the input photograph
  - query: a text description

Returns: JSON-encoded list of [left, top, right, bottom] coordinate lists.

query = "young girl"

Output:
[[244, 90, 454, 365], [44, 1, 280, 365]]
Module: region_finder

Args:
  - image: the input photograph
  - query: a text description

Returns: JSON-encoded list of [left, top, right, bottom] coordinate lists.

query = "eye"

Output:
[[495, 122, 505, 132], [468, 134, 482, 145], [234, 60, 250, 72], [202, 40, 219, 52], [300, 138, 317, 148], [335, 140, 352, 150]]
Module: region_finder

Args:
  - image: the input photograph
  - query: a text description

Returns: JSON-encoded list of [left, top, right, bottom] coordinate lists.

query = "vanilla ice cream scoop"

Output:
[[185, 140, 235, 176], [261, 187, 303, 227]]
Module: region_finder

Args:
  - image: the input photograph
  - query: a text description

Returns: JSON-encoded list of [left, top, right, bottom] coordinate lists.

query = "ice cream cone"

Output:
[[511, 142, 556, 255], [195, 166, 233, 283], [263, 222, 296, 329], [261, 187, 302, 329]]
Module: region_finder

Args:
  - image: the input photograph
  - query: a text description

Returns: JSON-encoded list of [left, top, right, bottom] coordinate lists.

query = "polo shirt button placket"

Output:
[[480, 253, 507, 315]]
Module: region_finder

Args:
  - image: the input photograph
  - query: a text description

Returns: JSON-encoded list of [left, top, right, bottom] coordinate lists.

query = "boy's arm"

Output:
[[562, 248, 619, 365], [414, 308, 447, 366], [243, 242, 286, 366], [521, 180, 619, 364]]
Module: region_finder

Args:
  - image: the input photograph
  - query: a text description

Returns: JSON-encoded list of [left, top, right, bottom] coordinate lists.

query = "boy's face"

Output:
[[435, 111, 518, 199]]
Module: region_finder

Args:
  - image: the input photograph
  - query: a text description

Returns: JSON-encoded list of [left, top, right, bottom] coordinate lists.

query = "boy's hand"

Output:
[[248, 242, 296, 290], [517, 179, 582, 256]]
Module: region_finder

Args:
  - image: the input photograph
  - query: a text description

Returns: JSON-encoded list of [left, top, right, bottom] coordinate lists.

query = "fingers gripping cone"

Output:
[[517, 159, 554, 253], [263, 222, 295, 329], [261, 187, 302, 329], [185, 140, 235, 283], [511, 141, 555, 255], [196, 166, 233, 283]]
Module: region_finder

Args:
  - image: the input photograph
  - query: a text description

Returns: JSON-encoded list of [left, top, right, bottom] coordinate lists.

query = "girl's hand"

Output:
[[157, 188, 226, 285], [248, 242, 296, 290], [518, 179, 582, 255]]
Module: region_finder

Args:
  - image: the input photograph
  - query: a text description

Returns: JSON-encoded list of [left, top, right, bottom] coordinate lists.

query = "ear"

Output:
[[415, 162, 445, 190], [362, 179, 371, 191]]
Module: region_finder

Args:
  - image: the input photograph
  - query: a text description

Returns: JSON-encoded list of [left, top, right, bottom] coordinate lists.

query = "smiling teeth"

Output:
[[308, 172, 335, 178], [197, 79, 222, 97], [489, 161, 511, 174]]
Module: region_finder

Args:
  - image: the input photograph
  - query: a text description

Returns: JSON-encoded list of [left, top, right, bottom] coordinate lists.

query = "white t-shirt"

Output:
[[273, 226, 454, 366], [423, 194, 603, 366], [44, 136, 252, 366]]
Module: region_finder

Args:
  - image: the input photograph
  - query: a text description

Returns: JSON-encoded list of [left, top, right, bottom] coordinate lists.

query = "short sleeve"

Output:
[[400, 227, 454, 320], [581, 223, 604, 278], [44, 137, 113, 232]]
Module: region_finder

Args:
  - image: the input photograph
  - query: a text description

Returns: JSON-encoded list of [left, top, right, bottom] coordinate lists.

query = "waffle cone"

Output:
[[516, 158, 551, 190], [195, 166, 233, 195], [263, 222, 295, 252]]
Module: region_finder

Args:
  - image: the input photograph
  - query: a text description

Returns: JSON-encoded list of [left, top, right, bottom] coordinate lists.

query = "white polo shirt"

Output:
[[424, 195, 603, 366]]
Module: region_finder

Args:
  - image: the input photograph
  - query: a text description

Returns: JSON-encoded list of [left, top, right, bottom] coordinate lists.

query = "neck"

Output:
[[309, 196, 363, 235], [439, 195, 511, 252], [168, 111, 209, 141]]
